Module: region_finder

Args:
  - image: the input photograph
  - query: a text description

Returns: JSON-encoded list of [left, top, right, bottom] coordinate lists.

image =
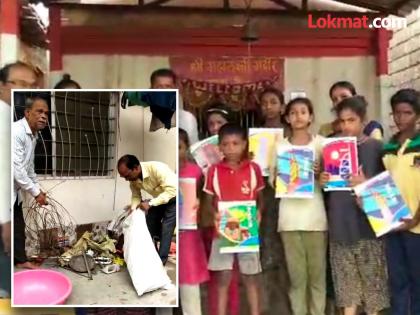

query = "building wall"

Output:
[[61, 54, 379, 132], [62, 54, 176, 171], [37, 105, 146, 225], [389, 7, 420, 91], [285, 56, 378, 132]]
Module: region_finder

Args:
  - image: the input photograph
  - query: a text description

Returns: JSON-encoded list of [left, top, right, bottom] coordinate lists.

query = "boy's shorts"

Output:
[[208, 238, 262, 275]]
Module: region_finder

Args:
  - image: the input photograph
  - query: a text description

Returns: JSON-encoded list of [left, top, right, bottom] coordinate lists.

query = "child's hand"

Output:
[[313, 161, 321, 176], [319, 172, 330, 187], [214, 212, 221, 233], [257, 211, 262, 226], [349, 166, 366, 187], [355, 196, 363, 209], [394, 217, 420, 232]]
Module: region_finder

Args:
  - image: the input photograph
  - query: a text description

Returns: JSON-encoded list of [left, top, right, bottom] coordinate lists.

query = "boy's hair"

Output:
[[150, 68, 177, 86], [179, 128, 190, 148], [284, 97, 315, 119], [117, 154, 140, 170], [335, 95, 368, 120], [218, 123, 247, 142], [54, 73, 81, 89], [390, 88, 420, 115], [0, 61, 34, 84], [329, 81, 357, 98], [259, 87, 285, 105], [205, 102, 233, 123]]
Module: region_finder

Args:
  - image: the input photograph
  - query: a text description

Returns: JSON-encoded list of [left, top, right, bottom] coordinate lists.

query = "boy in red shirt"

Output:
[[203, 123, 265, 315]]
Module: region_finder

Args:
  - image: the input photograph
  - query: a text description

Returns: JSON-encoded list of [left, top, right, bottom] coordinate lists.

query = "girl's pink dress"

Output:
[[179, 162, 210, 285]]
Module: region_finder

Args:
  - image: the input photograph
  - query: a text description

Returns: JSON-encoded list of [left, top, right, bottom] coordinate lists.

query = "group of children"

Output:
[[178, 81, 419, 315]]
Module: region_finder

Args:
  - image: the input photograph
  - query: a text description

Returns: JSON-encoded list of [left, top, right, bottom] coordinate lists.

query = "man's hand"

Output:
[[35, 192, 48, 206], [394, 217, 420, 232], [319, 172, 330, 187], [1, 222, 11, 255], [138, 201, 151, 212], [349, 166, 366, 187]]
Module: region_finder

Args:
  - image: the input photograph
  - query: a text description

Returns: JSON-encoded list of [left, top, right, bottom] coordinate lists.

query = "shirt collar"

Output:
[[389, 131, 420, 146], [21, 118, 37, 138], [138, 162, 150, 181], [219, 159, 251, 170]]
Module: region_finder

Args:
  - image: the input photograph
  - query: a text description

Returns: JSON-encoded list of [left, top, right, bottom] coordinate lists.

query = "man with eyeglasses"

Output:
[[0, 61, 38, 296], [117, 154, 177, 266]]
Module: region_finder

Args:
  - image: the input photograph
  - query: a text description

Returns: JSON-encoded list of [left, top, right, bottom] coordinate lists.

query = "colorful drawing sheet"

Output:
[[275, 145, 315, 198], [190, 135, 222, 173], [354, 171, 412, 237], [322, 137, 358, 191], [249, 128, 283, 177], [218, 200, 259, 254], [179, 178, 198, 230]]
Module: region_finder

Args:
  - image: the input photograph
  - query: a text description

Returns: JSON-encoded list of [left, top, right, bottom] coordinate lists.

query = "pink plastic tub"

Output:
[[13, 269, 72, 305]]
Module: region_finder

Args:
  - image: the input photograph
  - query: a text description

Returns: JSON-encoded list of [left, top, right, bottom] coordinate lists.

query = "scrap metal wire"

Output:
[[24, 196, 76, 256]]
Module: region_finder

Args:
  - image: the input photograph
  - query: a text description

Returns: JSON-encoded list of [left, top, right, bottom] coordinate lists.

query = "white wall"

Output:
[[37, 105, 146, 225], [143, 108, 177, 172], [33, 55, 177, 226], [46, 53, 379, 224], [61, 55, 380, 131], [285, 56, 379, 132], [60, 55, 169, 89]]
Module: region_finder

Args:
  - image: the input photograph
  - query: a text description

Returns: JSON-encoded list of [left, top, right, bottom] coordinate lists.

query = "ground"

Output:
[[14, 259, 177, 306]]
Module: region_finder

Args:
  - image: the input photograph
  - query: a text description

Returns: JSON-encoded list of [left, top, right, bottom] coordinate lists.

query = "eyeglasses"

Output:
[[6, 80, 38, 88]]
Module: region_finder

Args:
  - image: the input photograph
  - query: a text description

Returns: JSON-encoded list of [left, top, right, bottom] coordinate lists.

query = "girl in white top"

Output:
[[276, 97, 327, 315]]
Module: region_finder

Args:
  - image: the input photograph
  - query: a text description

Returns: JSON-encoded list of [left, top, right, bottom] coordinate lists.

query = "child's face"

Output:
[[338, 108, 364, 137], [179, 140, 188, 162], [208, 113, 228, 136], [331, 87, 353, 107], [219, 134, 247, 163], [152, 76, 175, 89], [392, 102, 418, 133], [261, 92, 283, 120], [286, 102, 312, 130]]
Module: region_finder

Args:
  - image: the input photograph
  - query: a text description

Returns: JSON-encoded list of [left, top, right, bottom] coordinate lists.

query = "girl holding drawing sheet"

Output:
[[179, 129, 209, 315], [276, 97, 328, 315]]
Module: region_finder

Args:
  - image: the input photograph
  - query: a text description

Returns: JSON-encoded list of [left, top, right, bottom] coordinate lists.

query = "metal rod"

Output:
[[64, 92, 72, 177], [82, 251, 93, 281], [91, 106, 100, 177]]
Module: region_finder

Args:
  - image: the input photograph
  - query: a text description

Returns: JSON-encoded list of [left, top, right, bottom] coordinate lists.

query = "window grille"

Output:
[[13, 91, 118, 178]]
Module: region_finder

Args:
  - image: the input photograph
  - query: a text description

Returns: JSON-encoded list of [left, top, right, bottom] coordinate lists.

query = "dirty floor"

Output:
[[15, 259, 177, 306]]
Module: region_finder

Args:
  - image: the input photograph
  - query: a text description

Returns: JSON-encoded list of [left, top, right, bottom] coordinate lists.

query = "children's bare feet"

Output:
[[16, 261, 40, 269]]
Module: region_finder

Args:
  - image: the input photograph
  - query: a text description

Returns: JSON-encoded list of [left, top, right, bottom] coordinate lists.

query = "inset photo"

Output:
[[10, 89, 178, 307]]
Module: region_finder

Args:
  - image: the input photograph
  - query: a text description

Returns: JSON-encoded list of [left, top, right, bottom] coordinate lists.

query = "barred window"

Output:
[[13, 91, 117, 178]]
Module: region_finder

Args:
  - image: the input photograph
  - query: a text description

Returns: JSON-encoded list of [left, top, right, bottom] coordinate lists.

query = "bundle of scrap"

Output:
[[59, 231, 117, 267]]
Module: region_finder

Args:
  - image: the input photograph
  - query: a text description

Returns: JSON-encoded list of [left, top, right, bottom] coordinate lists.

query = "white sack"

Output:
[[123, 210, 172, 296]]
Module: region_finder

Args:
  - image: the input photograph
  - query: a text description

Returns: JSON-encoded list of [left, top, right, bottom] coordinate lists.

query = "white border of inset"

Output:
[[10, 88, 179, 308]]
